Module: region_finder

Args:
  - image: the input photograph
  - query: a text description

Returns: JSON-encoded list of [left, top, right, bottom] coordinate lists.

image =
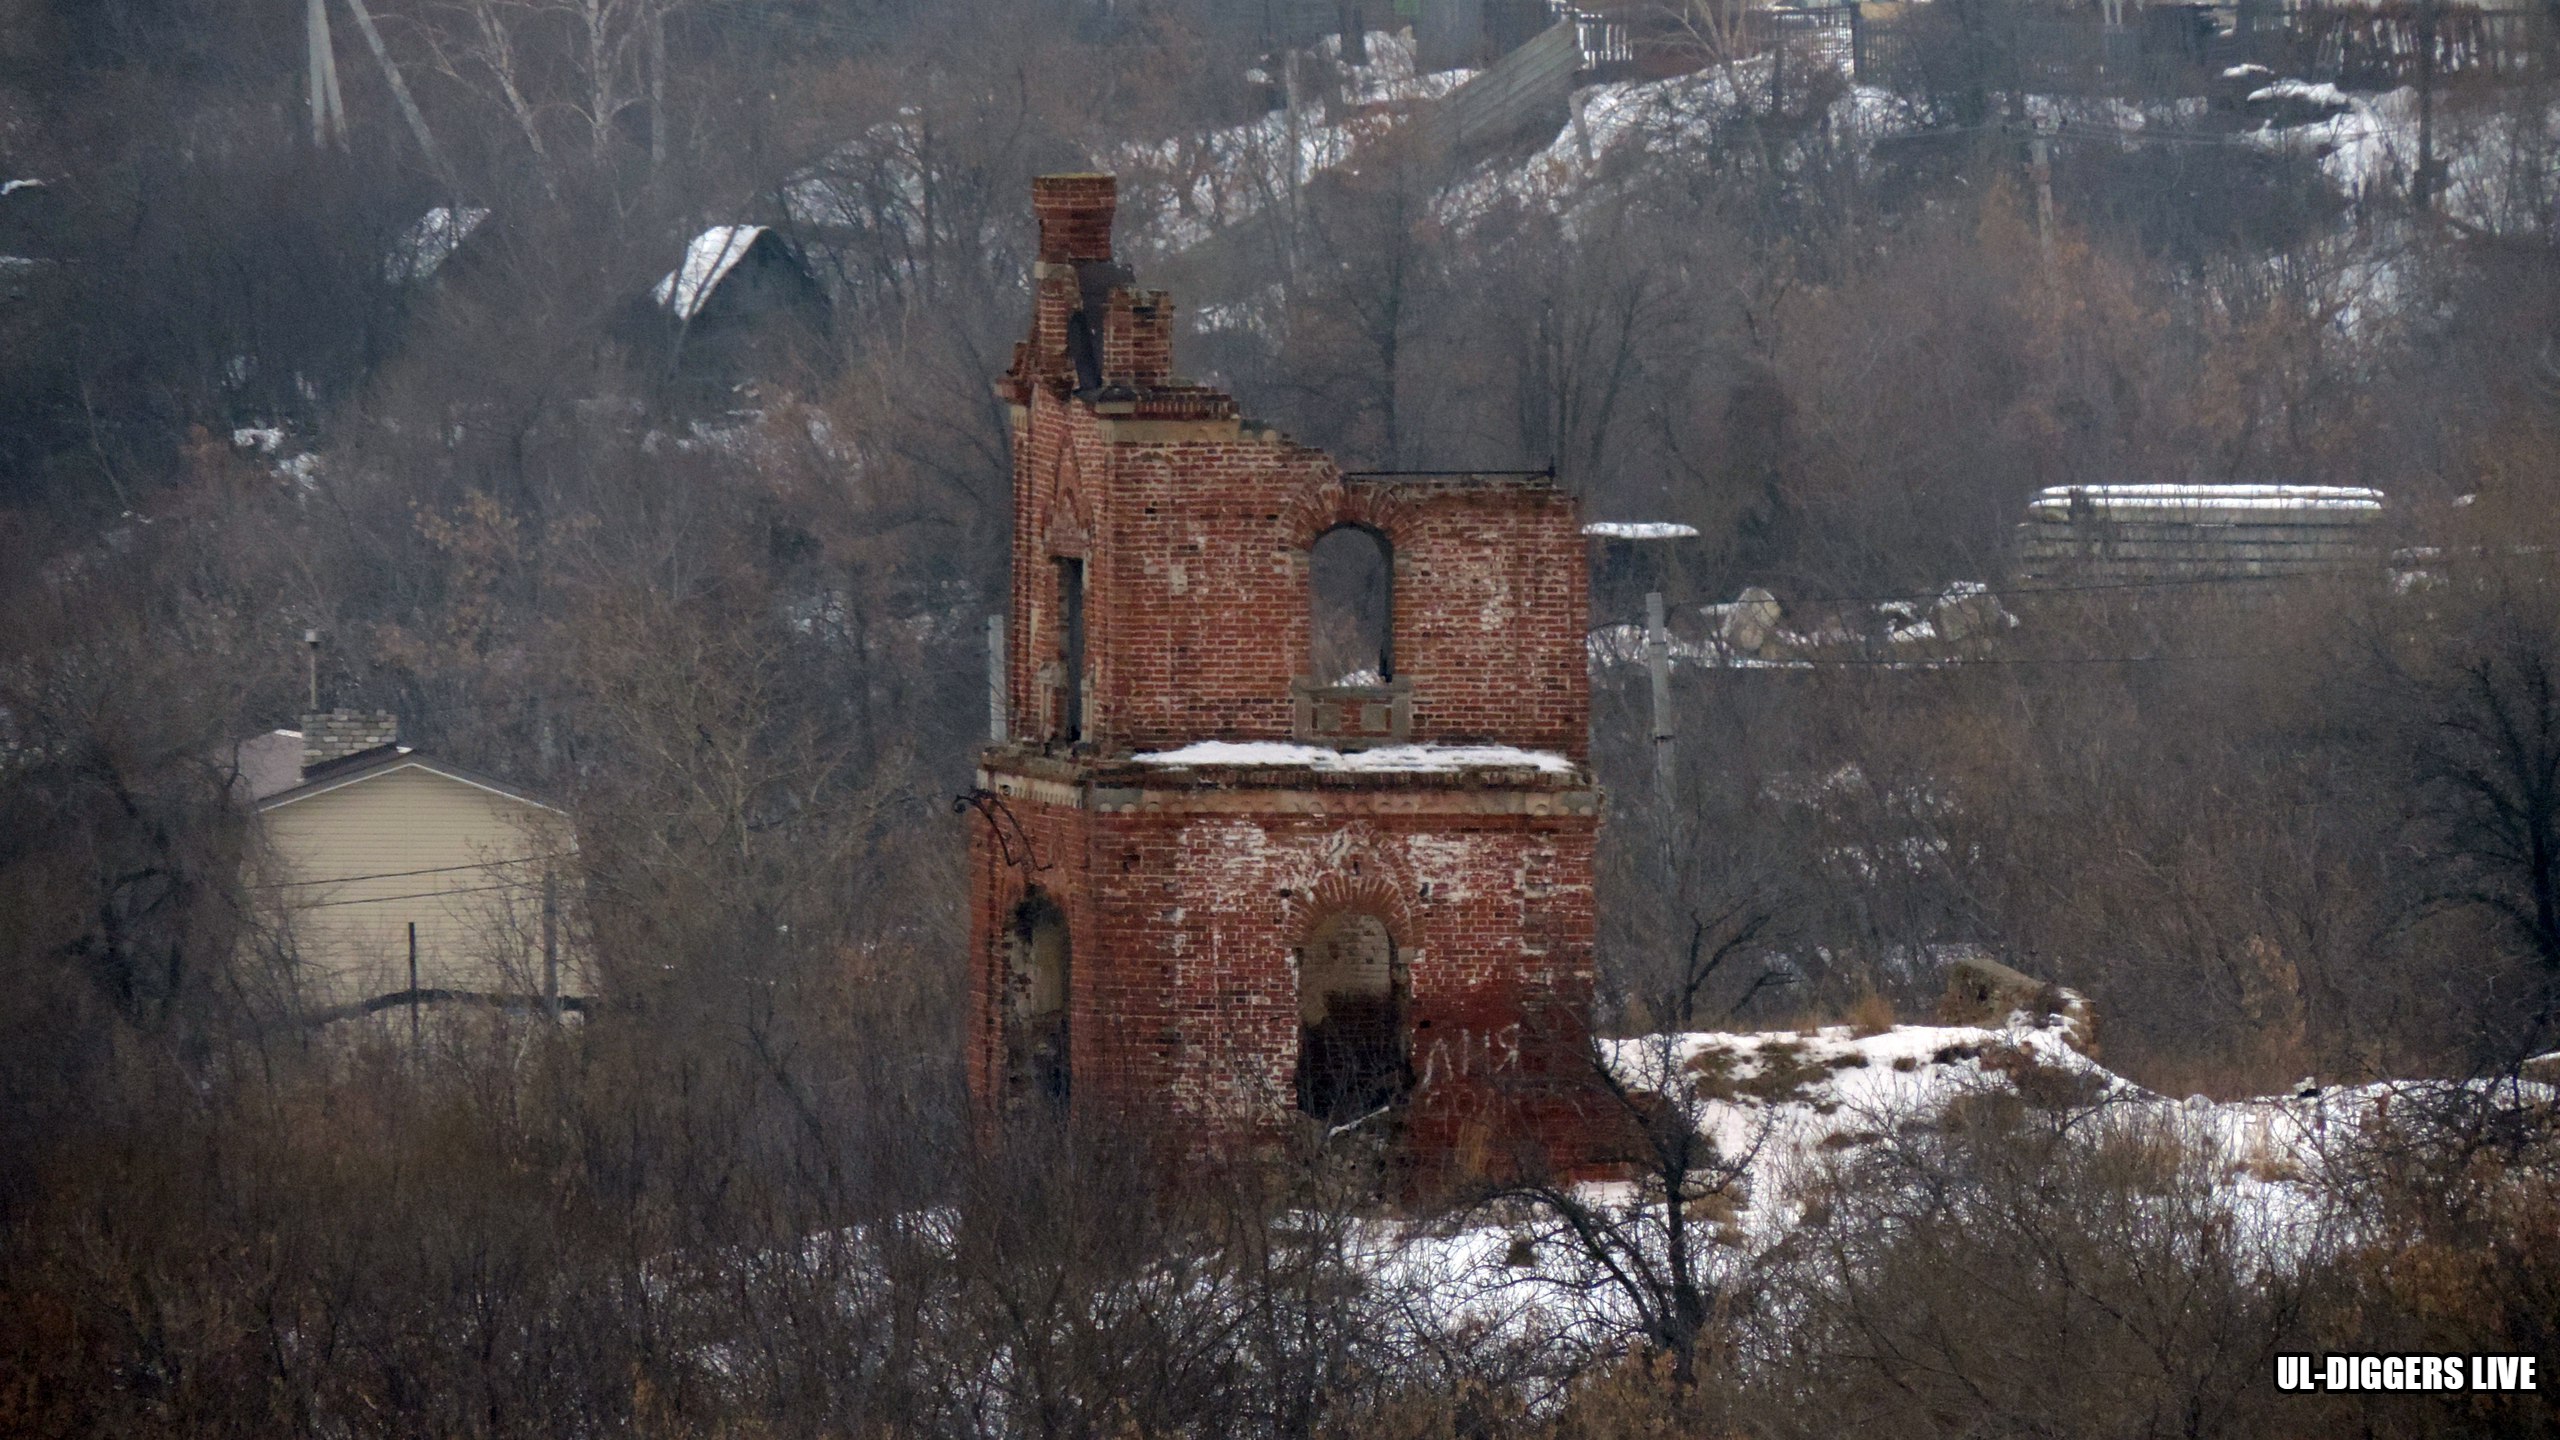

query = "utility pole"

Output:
[[541, 870, 560, 1024], [306, 0, 348, 149], [2030, 133, 2056, 261], [340, 0, 448, 179], [407, 920, 421, 1057], [648, 4, 667, 175], [1283, 49, 1303, 220], [1644, 591, 1676, 808], [987, 615, 1009, 743], [2414, 0, 2439, 211]]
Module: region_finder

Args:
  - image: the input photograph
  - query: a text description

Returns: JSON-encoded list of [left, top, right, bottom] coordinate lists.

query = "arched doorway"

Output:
[[1295, 911, 1410, 1123], [1007, 893, 1071, 1107]]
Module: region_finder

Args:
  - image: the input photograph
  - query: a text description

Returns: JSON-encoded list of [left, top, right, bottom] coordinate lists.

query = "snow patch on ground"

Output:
[[2249, 79, 2352, 110], [1109, 31, 1472, 252], [1387, 1017, 2555, 1348], [2244, 84, 2560, 233]]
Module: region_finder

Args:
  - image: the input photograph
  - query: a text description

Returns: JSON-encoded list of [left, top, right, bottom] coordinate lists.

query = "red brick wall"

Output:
[[968, 778, 1601, 1171], [1002, 391, 1591, 759], [971, 174, 1606, 1178], [996, 176, 1588, 761]]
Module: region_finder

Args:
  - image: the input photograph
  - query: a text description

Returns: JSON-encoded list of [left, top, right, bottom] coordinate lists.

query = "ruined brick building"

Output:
[[963, 174, 1601, 1171]]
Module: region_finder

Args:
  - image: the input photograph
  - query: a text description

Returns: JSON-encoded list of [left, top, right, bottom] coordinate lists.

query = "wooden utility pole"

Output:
[[541, 870, 560, 1023], [2415, 0, 2440, 211], [407, 920, 421, 1056], [648, 5, 668, 174], [1645, 591, 1676, 807], [306, 0, 348, 149], [2030, 134, 2056, 261]]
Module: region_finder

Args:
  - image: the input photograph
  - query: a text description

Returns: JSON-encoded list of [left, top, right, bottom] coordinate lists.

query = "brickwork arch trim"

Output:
[[1277, 832, 1420, 953], [1281, 478, 1411, 553]]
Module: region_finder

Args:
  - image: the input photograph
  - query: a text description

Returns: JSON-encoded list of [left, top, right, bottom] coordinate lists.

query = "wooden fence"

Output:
[[2281, 3, 2550, 82], [1418, 20, 1584, 156], [1850, 0, 2550, 92]]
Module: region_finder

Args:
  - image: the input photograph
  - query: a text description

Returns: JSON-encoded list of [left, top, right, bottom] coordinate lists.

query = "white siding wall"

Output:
[[259, 767, 582, 1011]]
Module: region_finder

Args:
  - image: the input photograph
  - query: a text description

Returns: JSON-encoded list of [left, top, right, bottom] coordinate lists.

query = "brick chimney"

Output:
[[1031, 173, 1116, 264], [1102, 287, 1175, 389], [300, 709, 399, 775]]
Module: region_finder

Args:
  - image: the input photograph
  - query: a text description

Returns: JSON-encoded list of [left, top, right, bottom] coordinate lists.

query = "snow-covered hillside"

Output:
[[1390, 1007, 2555, 1351]]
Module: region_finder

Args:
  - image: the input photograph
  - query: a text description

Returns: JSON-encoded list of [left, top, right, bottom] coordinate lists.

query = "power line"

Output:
[[291, 879, 537, 910], [254, 853, 569, 889]]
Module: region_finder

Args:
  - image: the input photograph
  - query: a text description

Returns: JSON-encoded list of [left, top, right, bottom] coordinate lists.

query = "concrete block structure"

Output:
[[962, 174, 1603, 1174]]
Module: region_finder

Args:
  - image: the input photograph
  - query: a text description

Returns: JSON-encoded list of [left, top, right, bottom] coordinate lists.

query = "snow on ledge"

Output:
[[1583, 521, 1701, 540], [1130, 741, 1577, 774]]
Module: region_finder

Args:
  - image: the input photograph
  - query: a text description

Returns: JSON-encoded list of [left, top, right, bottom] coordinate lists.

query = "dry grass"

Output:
[[1847, 989, 1898, 1038]]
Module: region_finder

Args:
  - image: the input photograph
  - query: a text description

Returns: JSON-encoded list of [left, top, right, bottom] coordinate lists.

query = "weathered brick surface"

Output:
[[968, 175, 1604, 1175]]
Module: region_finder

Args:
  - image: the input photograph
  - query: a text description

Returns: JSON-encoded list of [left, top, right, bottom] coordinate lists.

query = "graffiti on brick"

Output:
[[1416, 1022, 1522, 1092]]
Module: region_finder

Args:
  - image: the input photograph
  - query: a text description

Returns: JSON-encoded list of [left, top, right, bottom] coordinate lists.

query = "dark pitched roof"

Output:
[[254, 748, 565, 815]]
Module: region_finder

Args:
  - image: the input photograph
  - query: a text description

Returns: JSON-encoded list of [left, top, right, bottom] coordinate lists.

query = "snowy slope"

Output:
[[1384, 1011, 2554, 1352]]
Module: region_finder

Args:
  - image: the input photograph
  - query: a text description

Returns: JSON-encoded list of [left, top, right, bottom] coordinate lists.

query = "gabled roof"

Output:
[[256, 747, 566, 816], [654, 224, 771, 319], [385, 205, 491, 284]]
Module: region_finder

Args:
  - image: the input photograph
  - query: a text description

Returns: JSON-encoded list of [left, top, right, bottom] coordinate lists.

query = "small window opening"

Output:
[[1295, 911, 1409, 1123], [1310, 524, 1392, 685], [1054, 557, 1086, 743], [1007, 894, 1071, 1107]]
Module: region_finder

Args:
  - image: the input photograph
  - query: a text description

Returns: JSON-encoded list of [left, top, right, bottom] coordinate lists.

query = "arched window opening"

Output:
[[1310, 524, 1392, 686], [1295, 911, 1409, 1123], [1007, 894, 1071, 1107], [1053, 557, 1086, 743]]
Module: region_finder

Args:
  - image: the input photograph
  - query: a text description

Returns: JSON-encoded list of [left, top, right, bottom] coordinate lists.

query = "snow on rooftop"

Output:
[[1582, 521, 1700, 540], [654, 225, 767, 319], [1130, 741, 1576, 774], [385, 205, 490, 284], [2030, 483, 2384, 515]]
